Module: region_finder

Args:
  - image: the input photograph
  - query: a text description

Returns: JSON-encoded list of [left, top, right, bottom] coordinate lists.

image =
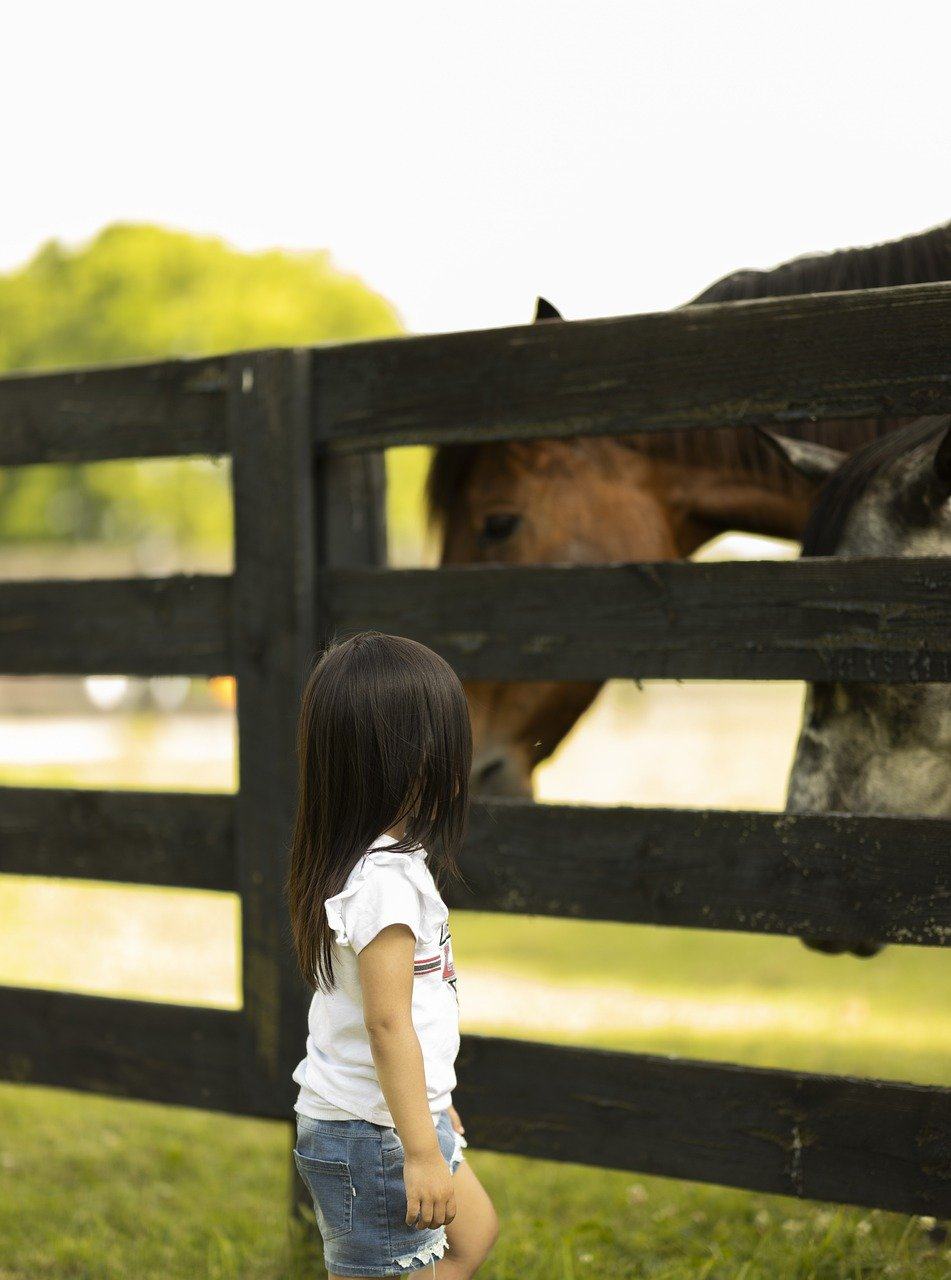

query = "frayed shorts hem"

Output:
[[325, 1228, 447, 1274]]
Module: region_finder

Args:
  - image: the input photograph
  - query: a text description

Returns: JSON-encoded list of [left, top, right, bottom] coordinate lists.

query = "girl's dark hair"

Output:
[[287, 631, 472, 991]]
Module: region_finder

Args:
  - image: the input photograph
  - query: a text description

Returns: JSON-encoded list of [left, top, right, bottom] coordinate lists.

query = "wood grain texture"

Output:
[[228, 350, 316, 1111], [0, 575, 232, 675], [454, 1036, 951, 1216], [0, 787, 235, 891], [0, 987, 249, 1113], [451, 799, 951, 946], [324, 557, 951, 682], [314, 281, 951, 450], [0, 357, 228, 464]]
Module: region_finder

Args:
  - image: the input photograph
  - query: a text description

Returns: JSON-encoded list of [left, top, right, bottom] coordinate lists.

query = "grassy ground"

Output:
[[2, 902, 949, 1278], [2, 1081, 948, 1280]]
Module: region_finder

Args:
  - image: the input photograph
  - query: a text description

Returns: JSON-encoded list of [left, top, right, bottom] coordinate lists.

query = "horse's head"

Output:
[[426, 301, 822, 798]]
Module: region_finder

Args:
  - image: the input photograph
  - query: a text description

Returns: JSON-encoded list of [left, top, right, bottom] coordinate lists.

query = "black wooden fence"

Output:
[[1, 282, 949, 1220]]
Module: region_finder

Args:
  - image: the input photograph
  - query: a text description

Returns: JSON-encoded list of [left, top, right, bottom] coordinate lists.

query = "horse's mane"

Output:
[[426, 220, 951, 536], [693, 221, 951, 304], [800, 415, 951, 556]]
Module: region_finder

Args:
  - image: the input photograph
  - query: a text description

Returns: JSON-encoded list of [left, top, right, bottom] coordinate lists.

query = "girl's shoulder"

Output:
[[325, 845, 448, 951]]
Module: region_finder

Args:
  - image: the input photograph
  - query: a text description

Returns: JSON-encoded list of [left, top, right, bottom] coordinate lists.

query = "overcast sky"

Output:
[[4, 1, 948, 334]]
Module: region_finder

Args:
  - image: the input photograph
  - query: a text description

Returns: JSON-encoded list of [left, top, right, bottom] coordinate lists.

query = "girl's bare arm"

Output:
[[358, 924, 457, 1229]]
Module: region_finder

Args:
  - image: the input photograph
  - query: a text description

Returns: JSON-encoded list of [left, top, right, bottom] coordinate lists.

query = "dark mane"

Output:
[[801, 415, 951, 556], [424, 419, 902, 539], [426, 220, 951, 536], [693, 221, 951, 303]]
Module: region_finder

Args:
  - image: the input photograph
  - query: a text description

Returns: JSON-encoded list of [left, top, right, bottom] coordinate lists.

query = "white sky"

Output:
[[3, 1, 949, 334]]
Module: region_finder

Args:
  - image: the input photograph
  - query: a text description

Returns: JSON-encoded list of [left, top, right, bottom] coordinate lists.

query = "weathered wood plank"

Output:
[[324, 557, 951, 682], [294, 366, 390, 1228], [0, 987, 253, 1113], [0, 575, 231, 675], [229, 350, 316, 1111], [455, 1036, 951, 1216], [0, 787, 235, 891], [452, 799, 951, 946], [3, 996, 945, 1215], [3, 784, 941, 944], [0, 357, 228, 464], [3, 994, 946, 1216], [314, 281, 951, 450]]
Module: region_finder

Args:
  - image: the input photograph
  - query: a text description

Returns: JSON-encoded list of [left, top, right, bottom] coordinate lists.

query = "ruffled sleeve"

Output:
[[325, 852, 449, 955]]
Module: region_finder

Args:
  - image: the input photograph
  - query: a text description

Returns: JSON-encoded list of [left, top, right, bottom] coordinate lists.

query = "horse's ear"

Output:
[[534, 297, 563, 322], [933, 420, 951, 484], [755, 429, 846, 482]]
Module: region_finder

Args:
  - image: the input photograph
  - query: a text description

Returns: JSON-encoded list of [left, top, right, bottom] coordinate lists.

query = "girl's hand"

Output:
[[404, 1148, 457, 1227], [448, 1105, 465, 1135]]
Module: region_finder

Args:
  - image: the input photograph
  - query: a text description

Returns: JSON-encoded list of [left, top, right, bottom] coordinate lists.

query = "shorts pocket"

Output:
[[293, 1152, 353, 1242]]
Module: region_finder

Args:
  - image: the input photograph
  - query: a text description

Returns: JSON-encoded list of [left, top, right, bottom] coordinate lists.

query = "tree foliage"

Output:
[[0, 224, 402, 554]]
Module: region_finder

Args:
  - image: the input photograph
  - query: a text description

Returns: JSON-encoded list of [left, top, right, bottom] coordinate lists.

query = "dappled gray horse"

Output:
[[765, 416, 951, 956]]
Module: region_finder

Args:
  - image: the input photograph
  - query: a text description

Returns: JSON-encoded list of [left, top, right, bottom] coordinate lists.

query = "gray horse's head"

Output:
[[765, 415, 951, 559], [761, 416, 951, 958]]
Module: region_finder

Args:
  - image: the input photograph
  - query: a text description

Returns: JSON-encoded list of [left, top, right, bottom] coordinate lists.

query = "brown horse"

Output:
[[426, 221, 951, 797]]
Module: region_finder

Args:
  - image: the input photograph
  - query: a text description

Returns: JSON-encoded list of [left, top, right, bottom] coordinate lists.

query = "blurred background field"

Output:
[[1, 225, 948, 1278]]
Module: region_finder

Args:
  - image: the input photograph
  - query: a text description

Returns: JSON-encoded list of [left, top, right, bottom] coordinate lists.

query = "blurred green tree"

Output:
[[0, 224, 419, 562]]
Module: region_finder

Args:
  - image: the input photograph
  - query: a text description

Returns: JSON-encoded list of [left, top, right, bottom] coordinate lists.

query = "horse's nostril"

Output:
[[476, 757, 505, 785], [471, 752, 534, 799]]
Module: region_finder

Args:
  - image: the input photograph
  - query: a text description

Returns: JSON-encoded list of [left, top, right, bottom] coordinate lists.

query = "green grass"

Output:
[[1, 875, 949, 1277], [2, 914, 949, 1280], [1, 1082, 948, 1280]]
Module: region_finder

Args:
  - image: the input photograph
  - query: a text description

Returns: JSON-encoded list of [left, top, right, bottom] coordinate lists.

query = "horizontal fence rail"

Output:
[[0, 788, 235, 891], [454, 1036, 951, 1217], [314, 281, 951, 450], [454, 800, 951, 947], [324, 558, 951, 683], [1, 790, 946, 945], [6, 558, 950, 683], [2, 992, 946, 1216], [3, 284, 950, 462], [0, 357, 229, 465], [0, 988, 252, 1113], [0, 575, 232, 675]]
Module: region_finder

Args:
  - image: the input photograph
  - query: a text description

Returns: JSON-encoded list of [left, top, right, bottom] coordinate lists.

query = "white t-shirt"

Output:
[[292, 833, 460, 1126]]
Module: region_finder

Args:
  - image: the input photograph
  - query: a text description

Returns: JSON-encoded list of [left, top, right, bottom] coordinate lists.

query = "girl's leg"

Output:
[[434, 1162, 499, 1279], [329, 1162, 497, 1280]]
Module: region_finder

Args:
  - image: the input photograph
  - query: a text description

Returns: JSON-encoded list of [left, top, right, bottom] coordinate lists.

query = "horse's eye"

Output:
[[480, 513, 522, 543]]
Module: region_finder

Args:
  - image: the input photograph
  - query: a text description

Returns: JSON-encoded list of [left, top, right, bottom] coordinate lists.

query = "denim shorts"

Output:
[[294, 1109, 466, 1277]]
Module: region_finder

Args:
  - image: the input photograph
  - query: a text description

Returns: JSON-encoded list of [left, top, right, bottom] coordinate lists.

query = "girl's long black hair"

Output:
[[287, 631, 472, 991]]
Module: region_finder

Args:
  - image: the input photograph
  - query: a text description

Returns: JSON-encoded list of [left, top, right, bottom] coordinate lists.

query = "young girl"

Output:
[[288, 632, 499, 1279]]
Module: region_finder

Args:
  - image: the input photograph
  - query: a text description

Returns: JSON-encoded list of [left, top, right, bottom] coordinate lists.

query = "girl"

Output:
[[288, 632, 499, 1279]]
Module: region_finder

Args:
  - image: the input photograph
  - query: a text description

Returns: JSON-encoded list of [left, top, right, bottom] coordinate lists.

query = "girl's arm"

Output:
[[359, 924, 457, 1230]]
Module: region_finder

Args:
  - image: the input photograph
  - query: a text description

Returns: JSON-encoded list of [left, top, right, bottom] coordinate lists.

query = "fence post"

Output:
[[286, 361, 389, 1236], [227, 350, 317, 1227]]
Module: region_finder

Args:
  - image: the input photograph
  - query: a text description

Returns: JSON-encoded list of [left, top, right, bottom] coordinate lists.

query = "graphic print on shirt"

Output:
[[412, 922, 457, 999], [440, 921, 457, 995]]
